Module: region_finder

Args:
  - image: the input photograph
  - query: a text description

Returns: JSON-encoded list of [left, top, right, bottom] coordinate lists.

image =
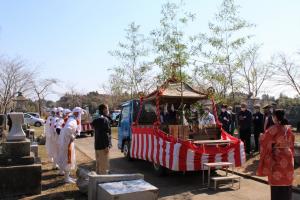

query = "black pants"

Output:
[[253, 131, 260, 152], [271, 186, 292, 200], [239, 129, 251, 154]]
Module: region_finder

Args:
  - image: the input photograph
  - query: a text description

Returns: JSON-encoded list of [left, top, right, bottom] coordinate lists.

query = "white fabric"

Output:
[[57, 107, 64, 112], [50, 116, 60, 165], [63, 109, 71, 116], [72, 107, 83, 133], [55, 117, 64, 130], [45, 116, 54, 160], [57, 116, 78, 171]]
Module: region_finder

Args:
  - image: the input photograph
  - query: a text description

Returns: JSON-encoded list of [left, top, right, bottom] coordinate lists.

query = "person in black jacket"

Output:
[[219, 104, 230, 133], [238, 103, 252, 154], [91, 104, 112, 174], [263, 104, 274, 131], [252, 104, 264, 152], [228, 106, 236, 135]]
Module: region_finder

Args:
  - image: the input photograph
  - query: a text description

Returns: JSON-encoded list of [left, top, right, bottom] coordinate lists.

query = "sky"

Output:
[[0, 0, 300, 101]]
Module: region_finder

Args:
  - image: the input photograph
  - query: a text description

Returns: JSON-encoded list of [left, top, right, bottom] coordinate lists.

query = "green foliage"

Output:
[[109, 22, 153, 98], [151, 1, 195, 82], [193, 0, 254, 102]]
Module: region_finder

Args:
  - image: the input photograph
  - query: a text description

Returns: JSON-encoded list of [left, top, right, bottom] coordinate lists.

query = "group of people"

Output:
[[45, 104, 112, 183], [45, 106, 83, 183], [217, 103, 277, 154], [218, 103, 294, 200]]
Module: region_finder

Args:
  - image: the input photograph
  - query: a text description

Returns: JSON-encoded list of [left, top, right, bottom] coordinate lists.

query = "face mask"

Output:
[[270, 108, 274, 113], [221, 108, 226, 112]]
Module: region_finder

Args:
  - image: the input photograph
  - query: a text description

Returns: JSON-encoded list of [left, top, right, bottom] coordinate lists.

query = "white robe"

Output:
[[50, 116, 60, 164], [45, 116, 55, 160], [57, 117, 77, 171]]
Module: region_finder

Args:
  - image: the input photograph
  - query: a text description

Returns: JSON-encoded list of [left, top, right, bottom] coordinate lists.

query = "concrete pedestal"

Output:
[[7, 113, 26, 141], [2, 140, 30, 157], [88, 174, 144, 200], [97, 179, 158, 200], [0, 164, 41, 196], [0, 113, 41, 198]]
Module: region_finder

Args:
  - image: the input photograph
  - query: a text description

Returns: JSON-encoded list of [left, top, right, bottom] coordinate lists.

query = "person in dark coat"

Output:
[[91, 104, 112, 174], [7, 113, 12, 132], [238, 103, 252, 154], [263, 104, 274, 131], [227, 106, 236, 135], [219, 104, 230, 133], [252, 104, 264, 152]]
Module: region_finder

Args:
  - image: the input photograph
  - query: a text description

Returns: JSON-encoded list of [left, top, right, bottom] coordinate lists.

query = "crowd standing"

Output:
[[45, 104, 112, 183], [217, 103, 295, 200], [45, 106, 84, 183]]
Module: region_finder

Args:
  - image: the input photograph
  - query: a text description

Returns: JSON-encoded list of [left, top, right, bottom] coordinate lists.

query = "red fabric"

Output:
[[67, 142, 72, 164], [131, 125, 245, 171], [257, 125, 295, 186]]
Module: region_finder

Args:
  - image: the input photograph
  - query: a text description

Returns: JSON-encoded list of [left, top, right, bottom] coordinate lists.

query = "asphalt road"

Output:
[[75, 136, 300, 200]]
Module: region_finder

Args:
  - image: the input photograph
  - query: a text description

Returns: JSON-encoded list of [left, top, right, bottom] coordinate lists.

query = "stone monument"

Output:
[[0, 93, 41, 198]]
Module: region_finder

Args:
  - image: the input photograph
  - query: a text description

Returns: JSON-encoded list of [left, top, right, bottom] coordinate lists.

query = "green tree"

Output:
[[151, 1, 195, 83], [193, 0, 254, 101], [109, 22, 153, 98]]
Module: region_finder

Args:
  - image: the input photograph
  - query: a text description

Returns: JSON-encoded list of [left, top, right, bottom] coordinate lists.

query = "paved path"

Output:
[[75, 136, 300, 200]]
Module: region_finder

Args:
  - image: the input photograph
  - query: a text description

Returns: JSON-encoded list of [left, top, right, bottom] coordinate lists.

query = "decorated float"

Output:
[[118, 78, 246, 173]]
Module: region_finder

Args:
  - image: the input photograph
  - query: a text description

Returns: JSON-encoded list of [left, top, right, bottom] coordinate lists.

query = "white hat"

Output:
[[63, 109, 71, 115], [73, 107, 83, 114], [57, 107, 64, 112], [51, 107, 57, 113]]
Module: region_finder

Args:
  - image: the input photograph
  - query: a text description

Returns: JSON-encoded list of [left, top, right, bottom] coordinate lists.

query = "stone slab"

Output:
[[97, 179, 158, 200], [0, 164, 41, 198], [2, 139, 31, 157], [88, 173, 144, 200], [0, 155, 34, 166]]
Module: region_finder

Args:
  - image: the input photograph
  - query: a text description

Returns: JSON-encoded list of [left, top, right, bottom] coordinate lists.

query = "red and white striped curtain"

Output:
[[131, 126, 246, 171]]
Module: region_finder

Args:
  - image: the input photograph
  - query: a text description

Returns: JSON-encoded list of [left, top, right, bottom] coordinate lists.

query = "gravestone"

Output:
[[0, 112, 41, 198]]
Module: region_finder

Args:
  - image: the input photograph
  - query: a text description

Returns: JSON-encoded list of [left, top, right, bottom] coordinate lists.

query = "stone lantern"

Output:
[[0, 91, 41, 197], [14, 92, 28, 112]]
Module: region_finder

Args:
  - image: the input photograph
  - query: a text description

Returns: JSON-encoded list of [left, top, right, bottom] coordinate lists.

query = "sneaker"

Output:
[[65, 177, 76, 184], [58, 170, 65, 176]]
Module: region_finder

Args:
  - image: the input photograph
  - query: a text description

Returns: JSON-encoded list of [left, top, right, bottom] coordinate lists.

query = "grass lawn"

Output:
[[18, 143, 93, 200]]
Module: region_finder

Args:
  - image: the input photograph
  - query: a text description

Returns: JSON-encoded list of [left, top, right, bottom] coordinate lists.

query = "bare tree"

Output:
[[101, 74, 131, 109], [270, 53, 300, 96], [0, 57, 35, 113], [239, 46, 274, 97], [33, 78, 58, 116]]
